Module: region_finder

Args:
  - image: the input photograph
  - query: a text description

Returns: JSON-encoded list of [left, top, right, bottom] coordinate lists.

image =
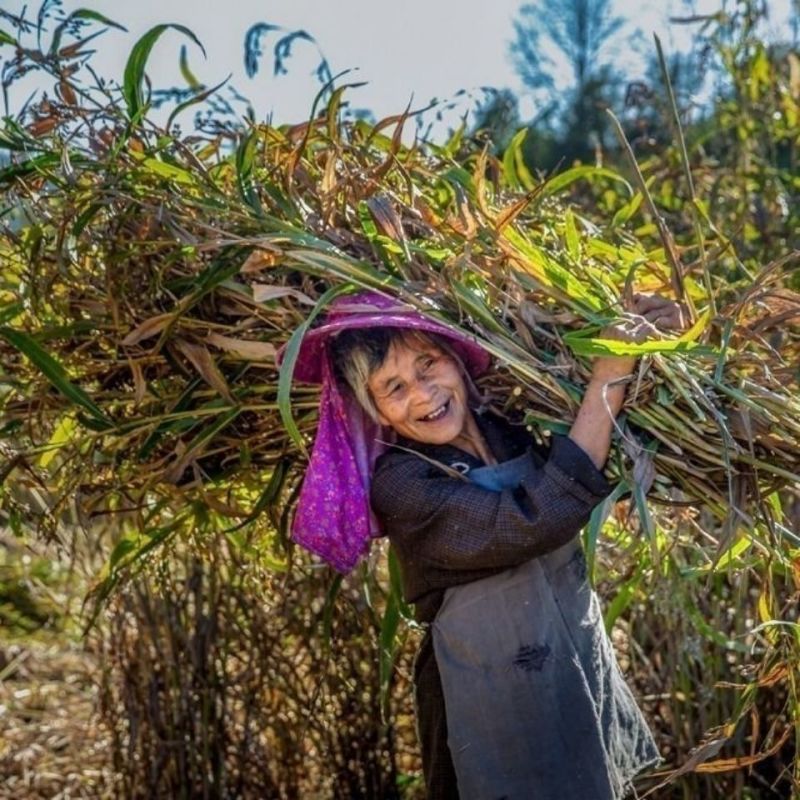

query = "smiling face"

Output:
[[367, 336, 472, 446]]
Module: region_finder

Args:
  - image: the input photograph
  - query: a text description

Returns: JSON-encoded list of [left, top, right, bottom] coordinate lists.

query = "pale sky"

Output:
[[2, 0, 795, 135]]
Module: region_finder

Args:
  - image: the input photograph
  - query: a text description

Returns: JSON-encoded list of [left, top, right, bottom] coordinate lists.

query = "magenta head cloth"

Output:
[[278, 290, 491, 572]]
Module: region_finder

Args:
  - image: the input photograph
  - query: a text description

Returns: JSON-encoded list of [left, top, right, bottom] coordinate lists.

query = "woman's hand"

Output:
[[570, 293, 687, 469], [590, 293, 687, 385]]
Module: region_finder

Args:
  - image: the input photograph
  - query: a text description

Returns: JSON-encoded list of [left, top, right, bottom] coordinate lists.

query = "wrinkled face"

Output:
[[367, 338, 471, 445]]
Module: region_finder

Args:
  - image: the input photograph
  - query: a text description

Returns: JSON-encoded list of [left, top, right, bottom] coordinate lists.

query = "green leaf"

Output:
[[611, 192, 644, 227], [502, 129, 534, 191], [378, 589, 401, 718], [565, 308, 715, 356], [137, 379, 202, 459], [108, 534, 138, 571], [0, 152, 60, 181], [541, 166, 632, 198], [0, 29, 17, 47], [135, 154, 196, 184], [320, 574, 344, 650], [687, 605, 751, 652], [442, 121, 465, 159], [0, 327, 112, 427], [235, 128, 261, 214], [564, 208, 580, 260], [178, 43, 201, 89], [0, 302, 22, 325], [167, 74, 231, 131], [388, 545, 413, 619], [287, 249, 398, 290], [565, 335, 715, 357], [123, 24, 205, 121], [604, 567, 643, 632], [584, 481, 629, 583], [224, 460, 288, 533], [633, 481, 657, 562]]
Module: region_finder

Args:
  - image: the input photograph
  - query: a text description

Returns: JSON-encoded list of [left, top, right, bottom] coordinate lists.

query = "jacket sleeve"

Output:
[[370, 435, 611, 572]]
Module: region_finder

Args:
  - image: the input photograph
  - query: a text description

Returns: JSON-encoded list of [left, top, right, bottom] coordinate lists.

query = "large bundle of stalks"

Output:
[[1, 33, 797, 569]]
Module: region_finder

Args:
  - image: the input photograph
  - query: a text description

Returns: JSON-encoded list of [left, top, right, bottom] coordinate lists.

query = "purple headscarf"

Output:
[[278, 290, 491, 572]]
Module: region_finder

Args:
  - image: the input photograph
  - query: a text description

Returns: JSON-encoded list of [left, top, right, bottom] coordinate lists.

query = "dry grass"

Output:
[[0, 637, 115, 799]]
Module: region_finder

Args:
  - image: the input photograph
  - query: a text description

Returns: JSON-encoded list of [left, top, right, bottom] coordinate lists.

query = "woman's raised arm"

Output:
[[569, 293, 686, 468]]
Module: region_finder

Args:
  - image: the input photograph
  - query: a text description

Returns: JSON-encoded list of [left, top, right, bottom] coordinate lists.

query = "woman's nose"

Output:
[[410, 375, 436, 401]]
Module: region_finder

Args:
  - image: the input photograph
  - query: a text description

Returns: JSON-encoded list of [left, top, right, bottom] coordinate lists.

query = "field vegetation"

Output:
[[0, 1, 798, 797]]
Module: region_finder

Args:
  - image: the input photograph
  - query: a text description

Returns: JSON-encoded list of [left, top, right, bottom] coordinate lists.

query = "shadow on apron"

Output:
[[431, 454, 660, 800]]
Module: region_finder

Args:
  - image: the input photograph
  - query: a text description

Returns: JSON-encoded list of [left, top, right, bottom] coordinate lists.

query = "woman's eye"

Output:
[[422, 357, 435, 370]]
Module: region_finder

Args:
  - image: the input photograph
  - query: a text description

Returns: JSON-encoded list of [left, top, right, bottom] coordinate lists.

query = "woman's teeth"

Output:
[[421, 401, 449, 421]]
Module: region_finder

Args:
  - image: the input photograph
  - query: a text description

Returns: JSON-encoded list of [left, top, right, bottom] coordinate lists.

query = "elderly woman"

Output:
[[285, 290, 682, 799]]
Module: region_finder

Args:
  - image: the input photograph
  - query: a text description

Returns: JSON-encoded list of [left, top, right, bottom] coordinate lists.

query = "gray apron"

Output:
[[431, 454, 659, 799]]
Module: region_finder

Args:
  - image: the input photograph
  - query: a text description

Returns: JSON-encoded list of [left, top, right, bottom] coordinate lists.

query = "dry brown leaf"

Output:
[[127, 357, 148, 404], [694, 726, 792, 773], [251, 284, 315, 305], [202, 494, 248, 518], [27, 116, 61, 137], [788, 52, 800, 98], [495, 184, 546, 232], [447, 185, 478, 238], [206, 333, 276, 362], [240, 249, 281, 274], [121, 313, 175, 346], [756, 663, 788, 688], [173, 339, 234, 403], [414, 197, 441, 227], [57, 80, 77, 106], [164, 440, 190, 485], [519, 299, 580, 326], [366, 195, 406, 242], [641, 737, 728, 797]]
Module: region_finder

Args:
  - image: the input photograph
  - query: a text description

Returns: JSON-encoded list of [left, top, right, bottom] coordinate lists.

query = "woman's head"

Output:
[[280, 293, 492, 570], [330, 328, 476, 446]]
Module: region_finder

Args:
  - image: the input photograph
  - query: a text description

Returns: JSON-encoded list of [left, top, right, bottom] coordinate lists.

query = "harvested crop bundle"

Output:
[[1, 10, 799, 795], [2, 103, 797, 556]]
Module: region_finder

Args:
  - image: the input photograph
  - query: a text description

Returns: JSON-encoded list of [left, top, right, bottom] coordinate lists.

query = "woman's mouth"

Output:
[[419, 399, 450, 422]]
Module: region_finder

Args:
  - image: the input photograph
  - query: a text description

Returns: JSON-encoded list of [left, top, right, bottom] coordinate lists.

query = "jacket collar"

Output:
[[392, 408, 527, 470]]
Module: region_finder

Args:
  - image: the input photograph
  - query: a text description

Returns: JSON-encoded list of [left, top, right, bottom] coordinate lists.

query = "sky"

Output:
[[2, 0, 795, 135]]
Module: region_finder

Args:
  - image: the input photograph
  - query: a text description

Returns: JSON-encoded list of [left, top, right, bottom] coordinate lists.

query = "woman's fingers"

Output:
[[631, 293, 669, 313], [642, 307, 683, 329], [630, 293, 687, 330], [605, 293, 687, 346]]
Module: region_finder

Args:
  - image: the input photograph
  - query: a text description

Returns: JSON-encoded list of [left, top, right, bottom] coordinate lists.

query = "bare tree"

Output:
[[509, 0, 629, 164], [511, 0, 625, 92]]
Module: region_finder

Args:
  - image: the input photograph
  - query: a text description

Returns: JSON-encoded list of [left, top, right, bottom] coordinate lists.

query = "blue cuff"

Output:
[[548, 435, 613, 499]]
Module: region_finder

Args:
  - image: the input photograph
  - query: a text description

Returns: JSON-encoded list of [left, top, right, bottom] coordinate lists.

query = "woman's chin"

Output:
[[407, 418, 464, 446]]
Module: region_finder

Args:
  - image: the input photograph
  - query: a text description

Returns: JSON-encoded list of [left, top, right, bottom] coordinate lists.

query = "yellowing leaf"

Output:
[[39, 413, 77, 468], [757, 591, 771, 624]]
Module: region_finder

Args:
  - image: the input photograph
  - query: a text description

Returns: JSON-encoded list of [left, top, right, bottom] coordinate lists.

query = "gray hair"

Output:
[[329, 327, 477, 422]]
